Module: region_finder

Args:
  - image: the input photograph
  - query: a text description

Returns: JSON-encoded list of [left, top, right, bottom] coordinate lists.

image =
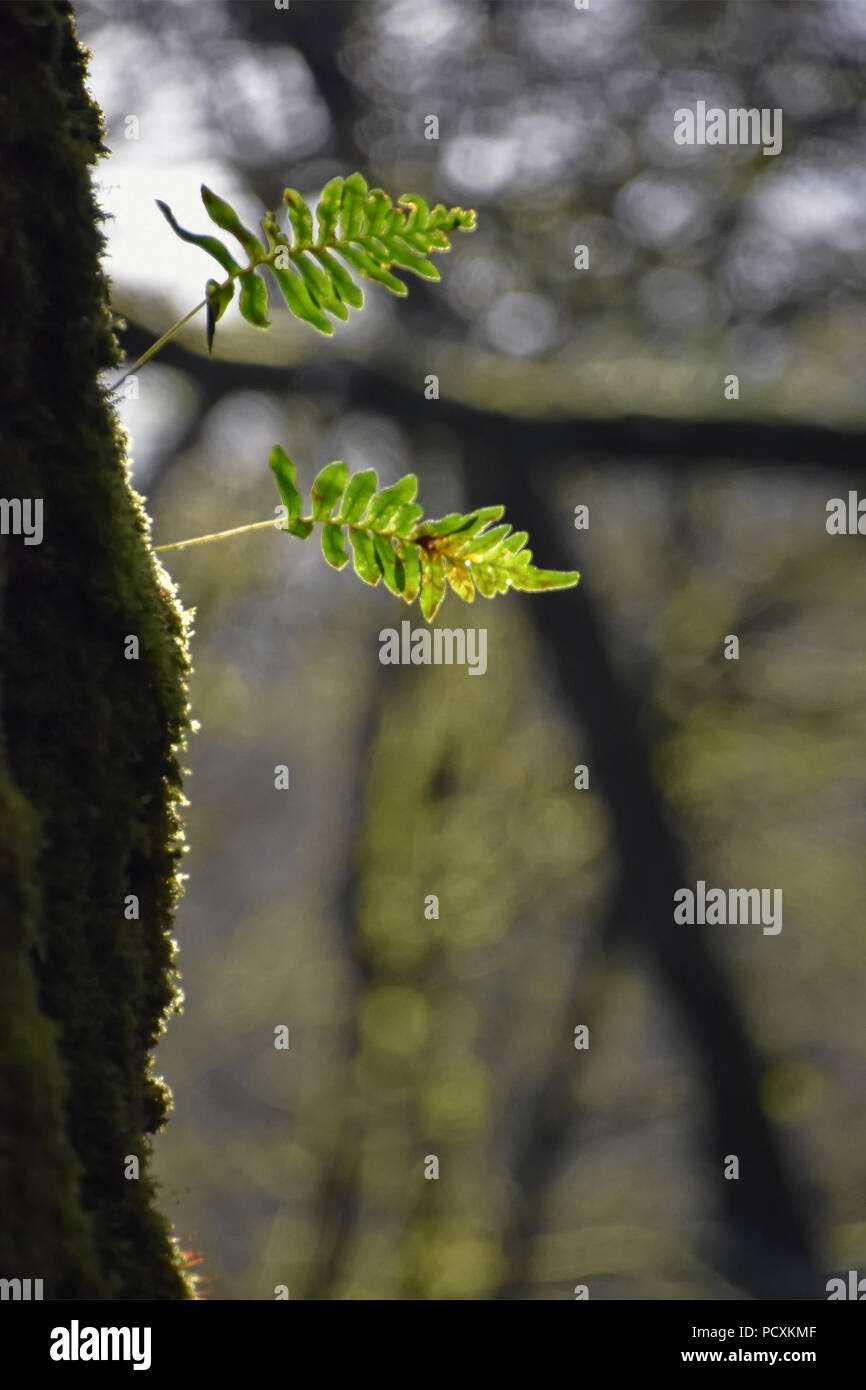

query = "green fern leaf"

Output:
[[418, 548, 447, 621], [340, 469, 378, 523], [338, 172, 368, 239], [311, 462, 350, 518], [157, 174, 476, 348], [269, 445, 312, 538], [282, 187, 315, 244], [336, 245, 408, 297], [269, 451, 579, 623], [321, 522, 349, 570], [156, 200, 241, 277], [205, 278, 234, 354], [201, 184, 265, 261], [348, 529, 380, 586], [372, 535, 403, 596], [394, 539, 422, 602], [366, 475, 418, 529], [311, 249, 364, 309], [315, 176, 344, 241], [270, 261, 333, 334], [238, 272, 270, 329], [294, 252, 349, 321], [444, 559, 475, 604], [412, 512, 469, 540]]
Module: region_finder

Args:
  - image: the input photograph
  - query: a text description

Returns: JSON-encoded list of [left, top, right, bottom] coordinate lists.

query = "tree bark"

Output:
[[0, 0, 191, 1299]]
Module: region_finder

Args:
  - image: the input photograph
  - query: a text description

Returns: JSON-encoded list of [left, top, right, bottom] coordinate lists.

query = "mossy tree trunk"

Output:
[[0, 0, 191, 1299]]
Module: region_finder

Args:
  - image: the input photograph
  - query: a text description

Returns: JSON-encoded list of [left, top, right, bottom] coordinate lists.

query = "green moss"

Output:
[[0, 1, 192, 1297]]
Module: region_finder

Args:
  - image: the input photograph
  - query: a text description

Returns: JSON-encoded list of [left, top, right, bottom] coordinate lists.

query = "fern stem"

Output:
[[105, 234, 371, 399], [107, 296, 209, 397], [155, 511, 417, 555], [106, 252, 257, 397], [105, 228, 397, 400], [154, 518, 277, 553]]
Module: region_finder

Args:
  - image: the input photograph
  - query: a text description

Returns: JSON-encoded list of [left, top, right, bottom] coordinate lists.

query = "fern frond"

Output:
[[269, 447, 578, 622], [156, 174, 476, 348]]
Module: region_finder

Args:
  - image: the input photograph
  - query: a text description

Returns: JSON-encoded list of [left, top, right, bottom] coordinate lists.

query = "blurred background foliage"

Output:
[[76, 0, 866, 1298]]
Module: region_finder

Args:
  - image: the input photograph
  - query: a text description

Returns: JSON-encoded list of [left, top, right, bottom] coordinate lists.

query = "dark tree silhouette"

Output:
[[0, 0, 190, 1298]]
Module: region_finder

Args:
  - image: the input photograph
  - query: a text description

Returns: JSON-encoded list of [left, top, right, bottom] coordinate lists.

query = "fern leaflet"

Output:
[[269, 447, 579, 622]]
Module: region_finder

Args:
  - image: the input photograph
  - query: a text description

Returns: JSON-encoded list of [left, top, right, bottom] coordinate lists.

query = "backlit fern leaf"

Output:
[[157, 174, 475, 347], [269, 447, 579, 623]]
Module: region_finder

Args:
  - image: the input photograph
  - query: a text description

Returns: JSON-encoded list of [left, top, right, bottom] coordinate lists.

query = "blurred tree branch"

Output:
[[115, 323, 866, 476]]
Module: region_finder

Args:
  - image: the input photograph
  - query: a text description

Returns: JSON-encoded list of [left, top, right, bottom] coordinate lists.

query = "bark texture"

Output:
[[0, 0, 191, 1299]]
